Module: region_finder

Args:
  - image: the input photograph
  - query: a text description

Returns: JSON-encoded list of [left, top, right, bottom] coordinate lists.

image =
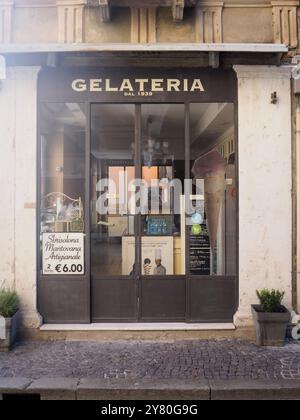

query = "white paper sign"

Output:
[[42, 233, 85, 275], [122, 236, 174, 276]]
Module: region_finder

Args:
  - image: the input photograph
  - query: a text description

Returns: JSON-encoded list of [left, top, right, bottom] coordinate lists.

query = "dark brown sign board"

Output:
[[39, 67, 237, 103]]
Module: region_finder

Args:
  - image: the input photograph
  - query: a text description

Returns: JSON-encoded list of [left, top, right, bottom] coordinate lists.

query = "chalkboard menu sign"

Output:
[[190, 224, 211, 275]]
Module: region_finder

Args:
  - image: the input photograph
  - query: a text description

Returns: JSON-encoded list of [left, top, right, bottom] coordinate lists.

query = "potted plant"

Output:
[[0, 289, 19, 352], [252, 289, 290, 347]]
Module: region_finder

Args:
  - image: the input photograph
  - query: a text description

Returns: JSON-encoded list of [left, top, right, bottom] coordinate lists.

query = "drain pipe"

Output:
[[296, 98, 300, 317], [296, 102, 300, 316]]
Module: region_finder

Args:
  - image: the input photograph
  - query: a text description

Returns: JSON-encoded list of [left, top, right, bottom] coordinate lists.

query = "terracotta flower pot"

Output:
[[0, 311, 19, 352], [251, 305, 290, 347]]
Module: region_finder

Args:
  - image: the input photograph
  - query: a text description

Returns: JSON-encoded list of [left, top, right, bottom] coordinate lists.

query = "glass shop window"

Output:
[[189, 103, 236, 276], [90, 104, 136, 277], [140, 104, 186, 276], [40, 103, 86, 236]]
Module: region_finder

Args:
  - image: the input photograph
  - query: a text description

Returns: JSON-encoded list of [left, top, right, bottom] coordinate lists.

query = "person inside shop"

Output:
[[143, 259, 152, 275], [153, 249, 166, 275]]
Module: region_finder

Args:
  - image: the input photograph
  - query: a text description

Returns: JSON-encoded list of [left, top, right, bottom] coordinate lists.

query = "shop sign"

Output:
[[39, 68, 237, 103], [71, 78, 205, 96], [42, 233, 85, 275]]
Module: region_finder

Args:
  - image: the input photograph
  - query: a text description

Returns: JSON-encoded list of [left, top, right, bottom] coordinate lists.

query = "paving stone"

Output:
[[0, 377, 32, 392], [27, 378, 79, 400], [0, 339, 299, 382]]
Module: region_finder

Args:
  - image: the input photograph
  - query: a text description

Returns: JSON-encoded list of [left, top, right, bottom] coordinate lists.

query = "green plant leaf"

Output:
[[0, 289, 19, 318], [256, 289, 285, 313]]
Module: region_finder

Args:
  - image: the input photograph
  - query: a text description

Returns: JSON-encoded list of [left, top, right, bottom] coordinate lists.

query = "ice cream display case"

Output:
[[142, 215, 174, 236]]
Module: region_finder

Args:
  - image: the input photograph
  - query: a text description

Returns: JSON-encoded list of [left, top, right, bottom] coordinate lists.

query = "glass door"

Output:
[[90, 102, 237, 323], [90, 103, 188, 322], [90, 104, 138, 322], [139, 104, 186, 321]]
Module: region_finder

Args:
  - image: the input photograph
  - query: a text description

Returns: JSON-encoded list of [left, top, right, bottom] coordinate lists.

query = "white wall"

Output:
[[0, 65, 15, 290], [234, 65, 292, 326], [0, 66, 41, 328]]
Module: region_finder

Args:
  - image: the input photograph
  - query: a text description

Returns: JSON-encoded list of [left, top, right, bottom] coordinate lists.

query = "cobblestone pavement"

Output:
[[0, 340, 300, 381]]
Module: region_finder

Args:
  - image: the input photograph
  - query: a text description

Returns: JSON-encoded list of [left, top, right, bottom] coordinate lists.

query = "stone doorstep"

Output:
[[40, 323, 236, 331], [23, 326, 256, 343], [0, 378, 300, 400]]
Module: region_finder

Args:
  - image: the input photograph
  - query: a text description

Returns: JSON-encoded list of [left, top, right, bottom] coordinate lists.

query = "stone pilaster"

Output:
[[131, 7, 157, 43], [0, 0, 14, 44], [233, 65, 292, 327], [57, 0, 85, 43], [195, 1, 224, 43], [0, 67, 43, 329], [272, 1, 298, 48]]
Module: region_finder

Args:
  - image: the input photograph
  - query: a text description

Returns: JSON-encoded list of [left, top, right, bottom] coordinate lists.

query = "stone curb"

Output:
[[0, 378, 300, 400], [210, 379, 300, 400], [0, 377, 33, 392], [26, 378, 79, 400], [77, 379, 210, 400]]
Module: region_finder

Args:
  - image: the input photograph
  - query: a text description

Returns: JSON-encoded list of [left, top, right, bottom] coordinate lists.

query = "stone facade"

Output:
[[0, 0, 299, 330], [234, 65, 293, 326], [0, 0, 14, 43], [0, 67, 42, 328], [272, 1, 299, 48], [0, 0, 297, 51], [56, 0, 85, 43]]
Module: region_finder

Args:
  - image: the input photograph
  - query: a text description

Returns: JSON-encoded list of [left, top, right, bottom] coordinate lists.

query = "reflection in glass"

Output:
[[141, 104, 185, 276], [91, 105, 135, 277], [40, 103, 86, 235], [189, 103, 236, 276]]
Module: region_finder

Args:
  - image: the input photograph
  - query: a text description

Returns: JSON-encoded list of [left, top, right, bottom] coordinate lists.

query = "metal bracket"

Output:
[[99, 0, 111, 22], [172, 0, 184, 22], [46, 53, 57, 68], [209, 52, 220, 69], [86, 0, 111, 22]]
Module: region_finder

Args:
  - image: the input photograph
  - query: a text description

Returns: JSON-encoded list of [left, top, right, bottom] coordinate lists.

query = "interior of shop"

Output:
[[40, 102, 236, 278]]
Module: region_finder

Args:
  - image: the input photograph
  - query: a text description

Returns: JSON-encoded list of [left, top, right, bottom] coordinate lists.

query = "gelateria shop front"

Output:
[[38, 67, 238, 324]]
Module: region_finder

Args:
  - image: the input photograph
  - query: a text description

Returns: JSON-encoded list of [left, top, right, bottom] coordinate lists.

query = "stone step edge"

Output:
[[39, 323, 236, 332], [1, 378, 300, 400]]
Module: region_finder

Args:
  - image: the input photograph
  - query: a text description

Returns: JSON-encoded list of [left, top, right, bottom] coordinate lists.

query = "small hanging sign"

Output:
[[42, 233, 85, 275]]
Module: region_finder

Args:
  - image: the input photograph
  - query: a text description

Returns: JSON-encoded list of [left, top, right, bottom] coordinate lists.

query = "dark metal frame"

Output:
[[37, 102, 91, 323], [37, 67, 238, 324]]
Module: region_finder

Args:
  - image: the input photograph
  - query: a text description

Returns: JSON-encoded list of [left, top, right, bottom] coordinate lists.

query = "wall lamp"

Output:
[[271, 92, 278, 104]]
